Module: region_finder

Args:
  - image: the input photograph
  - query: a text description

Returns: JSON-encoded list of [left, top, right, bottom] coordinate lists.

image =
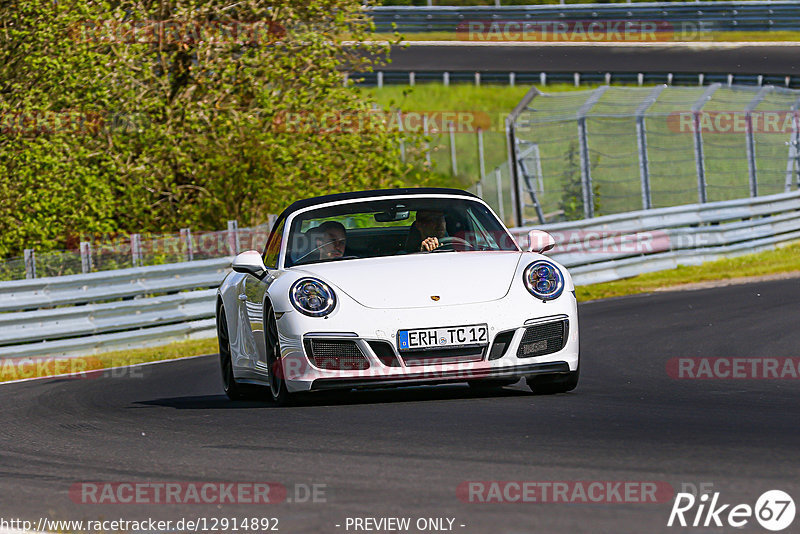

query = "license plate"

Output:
[[397, 324, 489, 351]]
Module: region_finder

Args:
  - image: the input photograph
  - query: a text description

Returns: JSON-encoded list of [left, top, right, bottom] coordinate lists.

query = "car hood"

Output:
[[292, 251, 523, 309]]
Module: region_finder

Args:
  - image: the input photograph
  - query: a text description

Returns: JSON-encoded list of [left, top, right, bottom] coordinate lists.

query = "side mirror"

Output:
[[527, 230, 556, 254], [232, 250, 267, 277]]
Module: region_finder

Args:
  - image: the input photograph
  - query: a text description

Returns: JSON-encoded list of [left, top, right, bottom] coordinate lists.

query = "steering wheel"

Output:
[[431, 236, 475, 251]]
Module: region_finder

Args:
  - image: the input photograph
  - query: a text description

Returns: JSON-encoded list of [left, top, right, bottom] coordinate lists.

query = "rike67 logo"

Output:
[[668, 490, 795, 531]]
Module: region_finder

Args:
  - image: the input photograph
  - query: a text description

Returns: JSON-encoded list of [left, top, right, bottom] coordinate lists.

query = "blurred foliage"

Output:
[[0, 0, 428, 257]]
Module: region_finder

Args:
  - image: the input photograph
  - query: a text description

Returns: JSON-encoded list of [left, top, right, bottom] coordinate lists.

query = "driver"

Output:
[[313, 221, 347, 259], [407, 210, 447, 252]]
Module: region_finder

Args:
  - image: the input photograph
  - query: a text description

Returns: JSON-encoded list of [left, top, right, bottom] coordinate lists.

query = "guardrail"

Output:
[[0, 258, 230, 359], [510, 190, 800, 285], [368, 2, 800, 33], [1, 190, 798, 359]]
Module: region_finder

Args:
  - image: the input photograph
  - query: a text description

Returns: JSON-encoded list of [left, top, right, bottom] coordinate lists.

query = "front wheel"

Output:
[[526, 366, 579, 395], [218, 305, 246, 400], [265, 305, 293, 406]]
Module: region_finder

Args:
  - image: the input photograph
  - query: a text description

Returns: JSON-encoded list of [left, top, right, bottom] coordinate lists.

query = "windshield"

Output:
[[285, 197, 518, 267]]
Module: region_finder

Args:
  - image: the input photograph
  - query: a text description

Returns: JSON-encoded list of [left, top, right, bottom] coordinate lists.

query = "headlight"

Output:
[[523, 260, 564, 301], [290, 278, 336, 317]]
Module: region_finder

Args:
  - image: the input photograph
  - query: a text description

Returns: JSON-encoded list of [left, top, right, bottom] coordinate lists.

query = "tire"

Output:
[[217, 305, 247, 400], [265, 304, 294, 406], [526, 366, 579, 395], [468, 378, 518, 390]]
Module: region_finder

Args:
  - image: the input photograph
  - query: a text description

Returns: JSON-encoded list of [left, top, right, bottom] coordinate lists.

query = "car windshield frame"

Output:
[[278, 194, 519, 269]]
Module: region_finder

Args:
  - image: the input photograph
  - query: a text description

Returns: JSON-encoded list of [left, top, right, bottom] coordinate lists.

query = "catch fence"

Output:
[[503, 83, 800, 226]]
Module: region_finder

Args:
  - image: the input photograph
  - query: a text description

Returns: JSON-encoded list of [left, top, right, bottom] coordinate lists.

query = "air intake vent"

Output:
[[489, 330, 515, 360], [367, 340, 401, 367], [304, 339, 370, 370], [517, 320, 568, 359]]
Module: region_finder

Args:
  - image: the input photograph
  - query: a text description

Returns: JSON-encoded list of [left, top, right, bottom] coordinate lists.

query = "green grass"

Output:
[[576, 241, 800, 301]]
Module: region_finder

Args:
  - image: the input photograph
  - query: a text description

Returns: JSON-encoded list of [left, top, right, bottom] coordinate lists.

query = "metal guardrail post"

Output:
[[448, 121, 457, 176], [80, 242, 93, 274], [131, 234, 142, 267], [180, 228, 194, 262], [576, 86, 609, 219], [24, 249, 36, 279], [691, 83, 721, 204], [745, 86, 773, 197], [635, 85, 666, 210], [227, 220, 239, 256]]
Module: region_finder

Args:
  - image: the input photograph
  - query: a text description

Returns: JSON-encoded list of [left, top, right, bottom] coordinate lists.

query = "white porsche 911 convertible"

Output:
[[216, 188, 579, 404]]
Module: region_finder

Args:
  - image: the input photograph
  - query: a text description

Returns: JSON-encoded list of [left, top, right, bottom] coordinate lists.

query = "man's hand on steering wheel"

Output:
[[420, 237, 440, 252], [420, 236, 475, 252]]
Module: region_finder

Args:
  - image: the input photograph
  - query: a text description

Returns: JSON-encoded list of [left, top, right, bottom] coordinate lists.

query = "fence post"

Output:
[[495, 167, 505, 223], [635, 85, 665, 210], [80, 242, 93, 274], [180, 228, 194, 262], [505, 86, 544, 228], [227, 220, 239, 256], [477, 127, 486, 197], [787, 101, 800, 192], [745, 86, 772, 197], [24, 249, 36, 279], [423, 114, 431, 166], [576, 86, 609, 218], [448, 121, 457, 176], [691, 83, 720, 204], [131, 234, 142, 267], [396, 110, 406, 163]]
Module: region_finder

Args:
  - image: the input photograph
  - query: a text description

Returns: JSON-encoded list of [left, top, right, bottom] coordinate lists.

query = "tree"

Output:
[[0, 0, 422, 256]]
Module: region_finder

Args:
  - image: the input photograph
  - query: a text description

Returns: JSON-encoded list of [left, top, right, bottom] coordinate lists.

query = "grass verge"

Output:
[[0, 337, 218, 383], [576, 241, 800, 301]]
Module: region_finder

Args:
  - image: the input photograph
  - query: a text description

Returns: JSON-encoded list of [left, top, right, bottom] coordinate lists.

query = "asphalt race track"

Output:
[[1, 278, 799, 533], [384, 43, 800, 74]]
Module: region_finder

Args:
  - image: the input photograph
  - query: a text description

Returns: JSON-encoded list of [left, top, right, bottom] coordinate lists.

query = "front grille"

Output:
[[517, 319, 568, 358], [304, 339, 370, 371], [401, 346, 485, 367], [367, 340, 401, 367]]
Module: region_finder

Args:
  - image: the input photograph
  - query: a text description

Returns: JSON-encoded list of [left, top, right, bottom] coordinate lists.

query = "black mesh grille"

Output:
[[305, 339, 370, 370], [516, 320, 568, 358], [401, 346, 485, 367], [367, 340, 401, 367]]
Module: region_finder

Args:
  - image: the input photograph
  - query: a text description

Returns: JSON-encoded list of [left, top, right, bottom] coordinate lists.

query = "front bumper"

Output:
[[271, 288, 579, 393]]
